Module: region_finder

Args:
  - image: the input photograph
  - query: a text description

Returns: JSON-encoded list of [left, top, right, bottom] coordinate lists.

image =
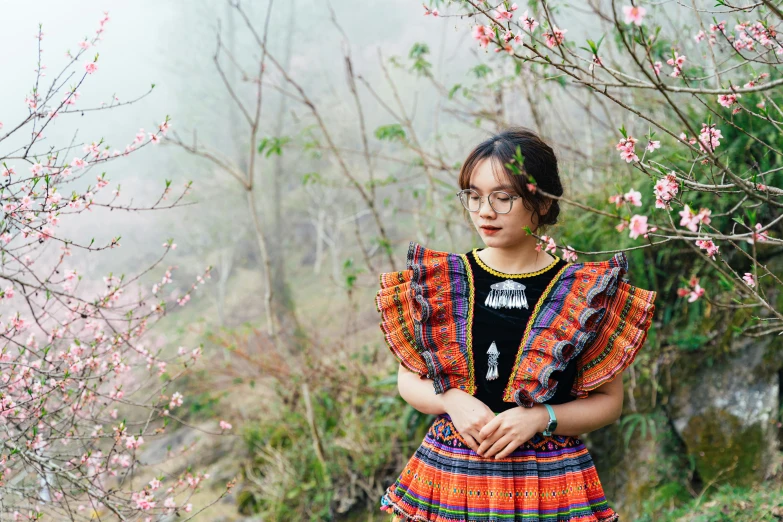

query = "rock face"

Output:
[[668, 333, 781, 486], [583, 321, 783, 520]]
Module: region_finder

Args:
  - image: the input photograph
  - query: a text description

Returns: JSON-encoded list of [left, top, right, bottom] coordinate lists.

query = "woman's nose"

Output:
[[479, 197, 496, 218]]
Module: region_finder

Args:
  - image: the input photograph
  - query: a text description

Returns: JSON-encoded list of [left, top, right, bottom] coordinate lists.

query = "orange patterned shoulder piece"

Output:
[[504, 252, 657, 407], [572, 277, 657, 398], [375, 241, 475, 395]]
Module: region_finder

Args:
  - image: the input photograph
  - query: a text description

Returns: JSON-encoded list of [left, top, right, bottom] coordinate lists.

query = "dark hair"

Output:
[[457, 127, 563, 232]]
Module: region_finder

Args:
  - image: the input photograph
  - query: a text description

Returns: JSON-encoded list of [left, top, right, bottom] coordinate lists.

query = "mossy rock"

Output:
[[586, 410, 692, 519], [681, 407, 765, 487]]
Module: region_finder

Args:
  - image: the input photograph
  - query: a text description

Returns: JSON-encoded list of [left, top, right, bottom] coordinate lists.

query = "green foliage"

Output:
[[258, 136, 291, 157], [342, 257, 364, 290], [237, 348, 433, 520], [408, 42, 432, 76], [470, 64, 493, 79], [374, 124, 407, 142], [636, 482, 783, 521], [619, 412, 658, 451]]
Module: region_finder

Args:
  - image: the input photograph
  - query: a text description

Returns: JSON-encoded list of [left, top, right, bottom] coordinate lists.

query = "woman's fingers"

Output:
[[461, 432, 480, 452], [477, 428, 506, 456], [484, 435, 514, 458], [493, 440, 519, 459], [478, 415, 499, 441]]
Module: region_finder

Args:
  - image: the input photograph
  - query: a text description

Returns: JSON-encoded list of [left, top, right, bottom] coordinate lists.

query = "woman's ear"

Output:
[[540, 197, 553, 217]]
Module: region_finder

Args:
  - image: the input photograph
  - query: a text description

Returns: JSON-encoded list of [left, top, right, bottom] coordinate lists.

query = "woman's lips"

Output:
[[480, 226, 501, 234]]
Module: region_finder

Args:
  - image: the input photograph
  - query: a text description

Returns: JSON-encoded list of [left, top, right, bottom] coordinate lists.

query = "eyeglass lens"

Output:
[[459, 189, 513, 213]]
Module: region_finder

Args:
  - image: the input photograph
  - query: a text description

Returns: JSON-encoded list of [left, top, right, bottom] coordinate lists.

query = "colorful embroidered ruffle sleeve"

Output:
[[504, 251, 658, 407], [374, 242, 475, 395], [572, 273, 657, 398]]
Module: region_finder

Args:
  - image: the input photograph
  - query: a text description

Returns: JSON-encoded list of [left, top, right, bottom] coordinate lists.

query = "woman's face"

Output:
[[467, 157, 539, 248]]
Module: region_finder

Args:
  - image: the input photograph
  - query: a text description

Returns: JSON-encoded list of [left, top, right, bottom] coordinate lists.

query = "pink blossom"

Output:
[[622, 5, 646, 26], [543, 26, 567, 48], [678, 205, 711, 232], [646, 140, 660, 152], [84, 62, 98, 74], [651, 61, 662, 75], [519, 11, 538, 31], [679, 131, 697, 146], [695, 238, 719, 259], [78, 40, 91, 50], [628, 214, 649, 239], [132, 491, 156, 511], [561, 245, 578, 262], [624, 188, 642, 207], [169, 391, 183, 409], [717, 93, 741, 108], [219, 420, 232, 430], [697, 123, 722, 153], [495, 3, 517, 20], [25, 94, 39, 110], [2, 166, 16, 177], [615, 136, 639, 163], [149, 133, 160, 144], [536, 235, 557, 254], [710, 21, 726, 34], [472, 25, 493, 48], [742, 272, 756, 288], [423, 6, 439, 16], [124, 435, 144, 450], [654, 173, 679, 209], [749, 223, 771, 243], [30, 163, 43, 175], [694, 30, 706, 43], [666, 51, 686, 77], [71, 158, 87, 169], [687, 282, 705, 302]]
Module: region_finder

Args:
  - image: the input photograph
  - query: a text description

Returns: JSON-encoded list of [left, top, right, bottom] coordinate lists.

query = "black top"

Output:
[[465, 248, 578, 413]]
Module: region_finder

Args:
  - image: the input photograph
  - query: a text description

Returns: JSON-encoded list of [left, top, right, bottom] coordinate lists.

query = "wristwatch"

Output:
[[542, 404, 557, 436]]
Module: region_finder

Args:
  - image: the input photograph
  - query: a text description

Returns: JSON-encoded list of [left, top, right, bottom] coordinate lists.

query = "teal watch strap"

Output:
[[542, 404, 557, 436]]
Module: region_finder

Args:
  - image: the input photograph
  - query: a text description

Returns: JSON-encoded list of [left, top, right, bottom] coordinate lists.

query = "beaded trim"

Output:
[[471, 249, 561, 278], [458, 253, 476, 395]]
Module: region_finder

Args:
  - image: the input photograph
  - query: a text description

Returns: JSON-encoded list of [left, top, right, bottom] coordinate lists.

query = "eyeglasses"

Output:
[[456, 189, 521, 214]]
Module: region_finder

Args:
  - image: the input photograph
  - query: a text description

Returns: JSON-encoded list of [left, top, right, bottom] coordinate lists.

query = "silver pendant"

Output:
[[486, 341, 499, 381], [485, 280, 528, 309]]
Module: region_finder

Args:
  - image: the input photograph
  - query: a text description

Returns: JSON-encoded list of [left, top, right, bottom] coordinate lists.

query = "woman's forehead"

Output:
[[470, 158, 514, 190]]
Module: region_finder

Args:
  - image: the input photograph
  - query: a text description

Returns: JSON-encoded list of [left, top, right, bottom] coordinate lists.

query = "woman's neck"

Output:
[[478, 243, 556, 274]]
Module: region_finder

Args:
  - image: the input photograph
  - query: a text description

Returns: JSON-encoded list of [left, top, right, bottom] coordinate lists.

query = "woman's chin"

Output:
[[481, 236, 506, 247]]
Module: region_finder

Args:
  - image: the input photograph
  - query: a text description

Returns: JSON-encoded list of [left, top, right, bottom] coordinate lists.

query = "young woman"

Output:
[[375, 128, 657, 521]]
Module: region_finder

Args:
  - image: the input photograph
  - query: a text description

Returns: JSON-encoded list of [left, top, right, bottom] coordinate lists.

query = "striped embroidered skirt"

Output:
[[380, 413, 619, 521]]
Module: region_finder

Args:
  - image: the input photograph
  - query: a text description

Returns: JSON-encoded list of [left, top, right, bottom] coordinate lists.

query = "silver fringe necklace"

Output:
[[485, 280, 529, 310]]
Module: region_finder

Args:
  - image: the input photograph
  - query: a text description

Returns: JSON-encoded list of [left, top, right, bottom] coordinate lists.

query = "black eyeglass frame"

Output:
[[455, 189, 521, 214]]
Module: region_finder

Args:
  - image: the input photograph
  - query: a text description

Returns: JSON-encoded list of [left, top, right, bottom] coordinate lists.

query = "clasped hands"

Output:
[[441, 389, 549, 460]]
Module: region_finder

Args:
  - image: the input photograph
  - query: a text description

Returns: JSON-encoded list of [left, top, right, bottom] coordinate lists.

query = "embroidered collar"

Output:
[[471, 248, 561, 278]]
